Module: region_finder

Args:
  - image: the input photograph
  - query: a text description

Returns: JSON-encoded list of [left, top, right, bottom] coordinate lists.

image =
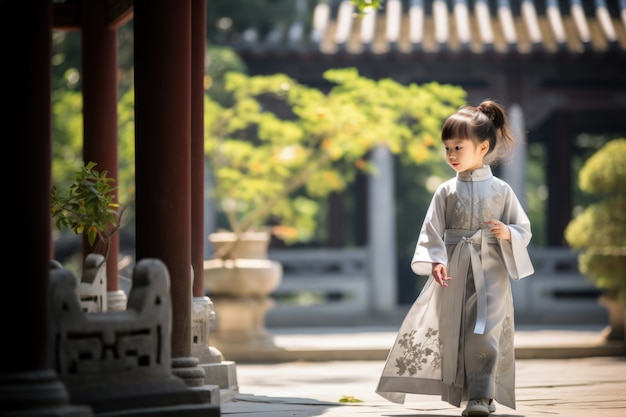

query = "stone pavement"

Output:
[[219, 324, 626, 417]]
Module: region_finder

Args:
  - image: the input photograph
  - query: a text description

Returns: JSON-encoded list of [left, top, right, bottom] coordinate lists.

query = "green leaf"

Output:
[[338, 395, 364, 403], [50, 161, 122, 253]]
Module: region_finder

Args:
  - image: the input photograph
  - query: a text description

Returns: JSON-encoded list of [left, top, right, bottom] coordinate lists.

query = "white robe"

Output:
[[376, 165, 534, 410]]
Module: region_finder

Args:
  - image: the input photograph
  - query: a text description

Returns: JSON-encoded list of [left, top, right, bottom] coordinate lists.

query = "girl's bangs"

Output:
[[441, 114, 472, 141]]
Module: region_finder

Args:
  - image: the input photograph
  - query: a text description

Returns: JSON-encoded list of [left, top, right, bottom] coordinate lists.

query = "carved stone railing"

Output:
[[514, 247, 606, 325], [78, 253, 108, 313], [48, 258, 219, 415], [266, 248, 370, 325], [265, 246, 608, 327]]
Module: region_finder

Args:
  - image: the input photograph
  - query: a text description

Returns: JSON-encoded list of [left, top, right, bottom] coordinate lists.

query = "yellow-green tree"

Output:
[[204, 68, 465, 258], [565, 139, 626, 303]]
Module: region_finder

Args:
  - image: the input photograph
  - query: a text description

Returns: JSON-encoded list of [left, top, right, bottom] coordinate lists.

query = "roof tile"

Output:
[[224, 0, 626, 56]]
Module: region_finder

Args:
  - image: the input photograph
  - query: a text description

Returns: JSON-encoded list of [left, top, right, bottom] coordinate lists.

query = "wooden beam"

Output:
[[52, 0, 80, 31], [52, 0, 133, 31], [107, 0, 134, 29]]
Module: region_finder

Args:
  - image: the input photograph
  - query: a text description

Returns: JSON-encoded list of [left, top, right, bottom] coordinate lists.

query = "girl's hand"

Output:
[[432, 263, 451, 287], [485, 219, 511, 240]]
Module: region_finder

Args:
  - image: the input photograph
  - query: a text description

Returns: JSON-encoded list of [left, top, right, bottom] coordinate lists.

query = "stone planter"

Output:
[[598, 290, 625, 342], [203, 232, 282, 351]]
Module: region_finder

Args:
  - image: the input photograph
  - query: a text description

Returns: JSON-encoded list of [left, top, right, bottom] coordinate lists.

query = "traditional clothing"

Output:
[[376, 165, 534, 410]]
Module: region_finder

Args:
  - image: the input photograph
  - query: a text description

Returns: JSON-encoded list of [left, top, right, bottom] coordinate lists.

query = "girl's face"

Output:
[[443, 138, 489, 173]]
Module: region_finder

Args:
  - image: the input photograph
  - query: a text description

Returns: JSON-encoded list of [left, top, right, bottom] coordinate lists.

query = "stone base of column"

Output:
[[599, 292, 625, 341], [0, 369, 93, 416], [200, 360, 238, 391], [107, 289, 128, 311], [172, 357, 207, 388]]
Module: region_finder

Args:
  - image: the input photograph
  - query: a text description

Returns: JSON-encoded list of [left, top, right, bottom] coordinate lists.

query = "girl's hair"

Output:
[[441, 99, 517, 165]]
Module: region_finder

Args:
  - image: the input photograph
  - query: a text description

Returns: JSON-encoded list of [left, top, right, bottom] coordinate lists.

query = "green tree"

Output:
[[204, 67, 465, 258], [51, 89, 84, 191], [565, 139, 626, 303], [50, 162, 127, 265], [204, 46, 249, 104]]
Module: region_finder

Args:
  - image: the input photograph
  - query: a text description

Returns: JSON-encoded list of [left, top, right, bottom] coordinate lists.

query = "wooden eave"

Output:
[[52, 0, 134, 31], [222, 0, 626, 60]]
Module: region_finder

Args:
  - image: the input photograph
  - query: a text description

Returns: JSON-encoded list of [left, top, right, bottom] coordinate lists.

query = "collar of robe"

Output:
[[457, 165, 492, 182]]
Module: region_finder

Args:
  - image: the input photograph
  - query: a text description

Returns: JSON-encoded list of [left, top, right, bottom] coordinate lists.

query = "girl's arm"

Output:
[[498, 185, 534, 279], [411, 185, 448, 276]]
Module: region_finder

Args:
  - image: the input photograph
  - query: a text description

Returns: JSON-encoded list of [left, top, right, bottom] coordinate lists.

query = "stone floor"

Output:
[[218, 324, 626, 417]]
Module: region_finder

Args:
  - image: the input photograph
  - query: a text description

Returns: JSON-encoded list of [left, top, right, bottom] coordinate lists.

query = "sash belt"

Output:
[[441, 229, 497, 384]]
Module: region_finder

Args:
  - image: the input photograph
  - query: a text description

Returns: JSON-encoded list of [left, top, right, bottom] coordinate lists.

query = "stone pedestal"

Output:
[[210, 296, 277, 349], [203, 232, 282, 354], [192, 296, 238, 392], [599, 291, 626, 341]]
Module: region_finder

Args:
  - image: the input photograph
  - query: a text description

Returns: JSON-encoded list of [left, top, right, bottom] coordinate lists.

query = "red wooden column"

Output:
[[4, 0, 53, 374], [81, 0, 120, 294], [1, 0, 83, 414], [191, 0, 207, 297], [133, 0, 193, 359]]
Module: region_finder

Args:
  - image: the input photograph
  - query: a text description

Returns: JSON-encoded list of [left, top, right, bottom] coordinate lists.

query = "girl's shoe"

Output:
[[462, 399, 495, 416]]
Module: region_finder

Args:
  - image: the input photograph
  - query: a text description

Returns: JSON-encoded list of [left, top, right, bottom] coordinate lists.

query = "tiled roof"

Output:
[[226, 0, 626, 56]]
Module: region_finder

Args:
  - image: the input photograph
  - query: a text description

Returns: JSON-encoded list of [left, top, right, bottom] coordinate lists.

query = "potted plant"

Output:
[[565, 138, 626, 340], [50, 161, 130, 275]]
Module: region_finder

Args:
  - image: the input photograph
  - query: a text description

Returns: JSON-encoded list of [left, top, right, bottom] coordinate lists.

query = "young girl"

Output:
[[376, 100, 534, 416]]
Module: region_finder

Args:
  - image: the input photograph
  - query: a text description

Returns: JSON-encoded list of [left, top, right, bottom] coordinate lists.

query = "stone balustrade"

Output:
[[48, 258, 219, 415]]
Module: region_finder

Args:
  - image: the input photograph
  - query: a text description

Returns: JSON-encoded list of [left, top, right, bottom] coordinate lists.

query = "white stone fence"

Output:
[[266, 246, 608, 327], [514, 246, 606, 325], [267, 248, 370, 326]]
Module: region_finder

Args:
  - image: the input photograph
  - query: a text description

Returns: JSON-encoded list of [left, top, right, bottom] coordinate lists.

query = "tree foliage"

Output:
[[578, 139, 626, 194], [351, 0, 383, 15], [205, 67, 465, 258], [565, 139, 626, 303], [50, 162, 123, 263]]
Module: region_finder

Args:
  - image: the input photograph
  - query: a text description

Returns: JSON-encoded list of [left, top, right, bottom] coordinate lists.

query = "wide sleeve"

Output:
[[498, 185, 535, 280], [411, 185, 448, 276]]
